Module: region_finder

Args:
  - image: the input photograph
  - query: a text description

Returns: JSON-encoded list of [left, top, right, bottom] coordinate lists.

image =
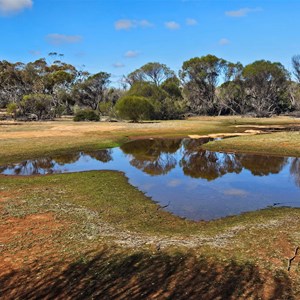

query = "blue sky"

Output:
[[1, 0, 300, 85]]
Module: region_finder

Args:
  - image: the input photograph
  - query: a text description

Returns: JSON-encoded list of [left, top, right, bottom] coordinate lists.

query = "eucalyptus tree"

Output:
[[218, 80, 248, 115], [180, 54, 227, 115], [0, 60, 26, 107], [242, 60, 290, 116], [125, 64, 185, 120], [126, 62, 175, 87], [72, 72, 111, 110], [290, 55, 300, 111], [292, 55, 300, 83]]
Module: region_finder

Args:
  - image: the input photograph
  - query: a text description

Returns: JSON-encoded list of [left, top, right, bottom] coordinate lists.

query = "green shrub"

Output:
[[115, 96, 154, 122], [73, 109, 100, 122]]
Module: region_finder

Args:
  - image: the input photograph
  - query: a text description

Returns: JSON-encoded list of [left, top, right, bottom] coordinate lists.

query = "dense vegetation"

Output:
[[1, 53, 300, 121]]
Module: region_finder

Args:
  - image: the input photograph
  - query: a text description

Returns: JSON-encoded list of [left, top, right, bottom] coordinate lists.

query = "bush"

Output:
[[20, 94, 53, 120], [115, 96, 154, 122], [73, 109, 100, 122]]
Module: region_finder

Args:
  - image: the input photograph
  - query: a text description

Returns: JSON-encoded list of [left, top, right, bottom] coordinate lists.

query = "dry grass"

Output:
[[205, 131, 300, 157]]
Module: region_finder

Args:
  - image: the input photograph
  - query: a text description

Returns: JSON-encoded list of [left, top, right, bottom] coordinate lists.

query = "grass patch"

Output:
[[204, 131, 300, 157]]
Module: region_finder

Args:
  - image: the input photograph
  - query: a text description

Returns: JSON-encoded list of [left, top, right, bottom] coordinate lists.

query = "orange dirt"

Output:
[[0, 213, 67, 276]]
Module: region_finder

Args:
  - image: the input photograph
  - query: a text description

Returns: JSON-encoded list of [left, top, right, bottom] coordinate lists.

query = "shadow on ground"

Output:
[[0, 247, 294, 299]]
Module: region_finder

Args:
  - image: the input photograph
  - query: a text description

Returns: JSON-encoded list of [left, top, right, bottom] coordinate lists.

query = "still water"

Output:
[[1, 138, 300, 221]]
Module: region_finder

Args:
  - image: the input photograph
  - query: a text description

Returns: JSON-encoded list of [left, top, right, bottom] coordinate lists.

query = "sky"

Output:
[[1, 0, 300, 85]]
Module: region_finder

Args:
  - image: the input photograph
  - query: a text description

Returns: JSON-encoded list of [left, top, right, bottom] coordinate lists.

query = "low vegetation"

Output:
[[73, 109, 100, 122]]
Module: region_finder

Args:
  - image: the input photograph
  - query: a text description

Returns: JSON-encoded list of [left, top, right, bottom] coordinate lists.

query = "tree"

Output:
[[115, 96, 154, 122], [242, 60, 290, 116], [161, 76, 183, 99], [180, 55, 227, 115], [73, 72, 110, 110], [6, 102, 18, 120], [218, 80, 248, 115], [20, 94, 53, 120], [0, 60, 26, 107], [125, 62, 175, 86], [292, 55, 300, 83]]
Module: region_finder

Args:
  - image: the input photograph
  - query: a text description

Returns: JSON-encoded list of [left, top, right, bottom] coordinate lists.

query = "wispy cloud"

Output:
[[186, 18, 198, 26], [74, 51, 86, 58], [115, 19, 153, 30], [219, 38, 230, 46], [167, 179, 182, 187], [223, 188, 247, 196], [165, 21, 180, 30], [124, 50, 139, 58], [0, 0, 32, 15], [46, 34, 82, 45], [225, 7, 262, 17], [113, 62, 125, 68], [29, 50, 41, 56]]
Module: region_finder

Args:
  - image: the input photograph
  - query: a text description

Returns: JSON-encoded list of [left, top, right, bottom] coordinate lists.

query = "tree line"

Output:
[[1, 53, 300, 121]]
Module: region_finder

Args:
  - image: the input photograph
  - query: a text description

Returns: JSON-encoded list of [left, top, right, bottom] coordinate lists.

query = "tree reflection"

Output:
[[120, 139, 181, 175], [53, 153, 81, 165], [3, 158, 56, 175], [290, 158, 300, 187], [84, 150, 113, 163], [121, 138, 289, 180], [180, 139, 242, 180], [0, 139, 298, 183], [236, 154, 287, 176]]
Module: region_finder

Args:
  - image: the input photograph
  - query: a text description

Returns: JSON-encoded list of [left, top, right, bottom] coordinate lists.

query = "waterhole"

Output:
[[1, 138, 300, 221]]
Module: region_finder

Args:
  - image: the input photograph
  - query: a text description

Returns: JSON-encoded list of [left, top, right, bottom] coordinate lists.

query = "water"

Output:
[[1, 138, 300, 221]]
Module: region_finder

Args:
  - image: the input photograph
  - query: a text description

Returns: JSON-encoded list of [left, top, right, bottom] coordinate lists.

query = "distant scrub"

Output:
[[73, 109, 100, 122], [115, 96, 154, 122]]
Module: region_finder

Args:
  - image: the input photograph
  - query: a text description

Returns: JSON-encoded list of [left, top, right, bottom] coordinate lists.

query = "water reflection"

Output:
[[85, 150, 113, 163], [120, 139, 180, 176], [180, 139, 243, 180], [1, 138, 300, 221], [54, 153, 81, 165], [290, 158, 300, 187], [1, 149, 113, 176], [237, 154, 287, 176]]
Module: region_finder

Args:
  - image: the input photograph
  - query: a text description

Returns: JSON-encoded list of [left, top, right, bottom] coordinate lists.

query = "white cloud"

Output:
[[186, 18, 198, 26], [115, 19, 153, 30], [165, 21, 180, 30], [167, 179, 182, 187], [139, 19, 153, 28], [113, 62, 125, 68], [223, 188, 247, 196], [124, 50, 139, 58], [29, 50, 41, 56], [115, 19, 133, 30], [219, 38, 230, 46], [0, 0, 32, 14], [46, 34, 82, 45], [225, 7, 262, 17]]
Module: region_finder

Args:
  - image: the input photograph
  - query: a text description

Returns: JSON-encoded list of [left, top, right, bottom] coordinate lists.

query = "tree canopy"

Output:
[[1, 53, 300, 121]]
